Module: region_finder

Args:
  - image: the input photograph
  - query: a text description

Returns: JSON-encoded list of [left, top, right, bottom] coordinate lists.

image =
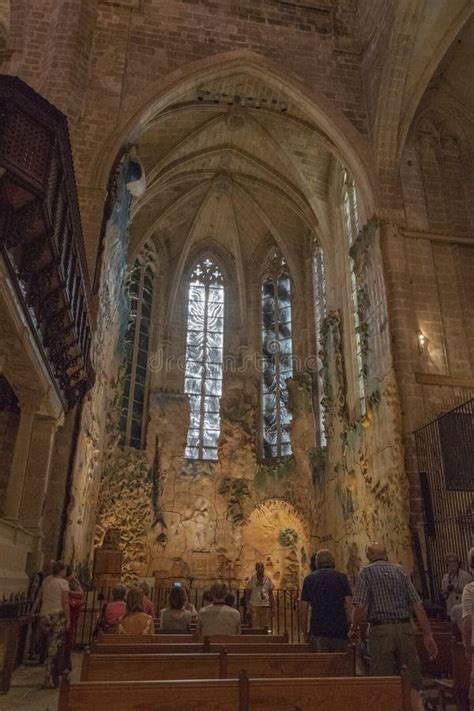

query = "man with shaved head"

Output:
[[351, 542, 437, 711]]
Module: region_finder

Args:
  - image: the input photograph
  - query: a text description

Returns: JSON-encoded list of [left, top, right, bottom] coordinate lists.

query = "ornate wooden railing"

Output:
[[0, 75, 92, 407]]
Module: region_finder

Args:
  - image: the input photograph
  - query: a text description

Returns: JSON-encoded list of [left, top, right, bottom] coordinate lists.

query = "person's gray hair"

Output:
[[210, 581, 227, 601], [138, 580, 150, 596], [315, 549, 334, 569]]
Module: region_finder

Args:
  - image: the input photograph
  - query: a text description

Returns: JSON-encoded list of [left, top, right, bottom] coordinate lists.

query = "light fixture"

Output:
[[417, 330, 428, 352]]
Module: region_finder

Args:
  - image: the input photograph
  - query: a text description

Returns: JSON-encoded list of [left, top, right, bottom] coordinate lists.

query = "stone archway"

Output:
[[240, 499, 310, 589]]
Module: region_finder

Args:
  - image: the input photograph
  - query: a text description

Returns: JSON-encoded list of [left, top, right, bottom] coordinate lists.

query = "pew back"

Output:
[[60, 674, 411, 711], [81, 651, 354, 682], [247, 676, 411, 710], [93, 642, 312, 655], [97, 633, 287, 645], [59, 679, 241, 711]]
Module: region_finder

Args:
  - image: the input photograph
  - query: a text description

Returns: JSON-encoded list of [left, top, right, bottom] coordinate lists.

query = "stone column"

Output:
[[18, 414, 62, 534], [3, 394, 40, 520]]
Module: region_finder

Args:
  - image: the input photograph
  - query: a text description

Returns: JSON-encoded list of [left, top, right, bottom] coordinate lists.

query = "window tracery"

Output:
[[184, 257, 224, 460], [261, 250, 293, 459], [342, 169, 366, 416]]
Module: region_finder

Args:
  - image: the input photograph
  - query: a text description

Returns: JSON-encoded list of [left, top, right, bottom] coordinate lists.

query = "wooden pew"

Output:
[[81, 652, 221, 681], [81, 649, 355, 682], [434, 639, 471, 711], [245, 674, 412, 710], [222, 650, 354, 679], [93, 642, 314, 655], [59, 673, 411, 711], [59, 678, 242, 711], [96, 632, 287, 645]]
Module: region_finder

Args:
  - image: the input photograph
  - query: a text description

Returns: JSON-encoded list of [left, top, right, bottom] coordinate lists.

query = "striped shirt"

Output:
[[353, 560, 421, 622]]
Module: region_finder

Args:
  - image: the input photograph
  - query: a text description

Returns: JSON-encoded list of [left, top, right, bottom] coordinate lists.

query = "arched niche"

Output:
[[240, 499, 310, 589]]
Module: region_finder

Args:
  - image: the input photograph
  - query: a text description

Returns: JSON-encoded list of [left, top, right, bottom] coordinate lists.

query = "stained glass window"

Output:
[[184, 257, 224, 460], [262, 252, 293, 459], [342, 169, 366, 416], [313, 243, 327, 446], [119, 255, 155, 448]]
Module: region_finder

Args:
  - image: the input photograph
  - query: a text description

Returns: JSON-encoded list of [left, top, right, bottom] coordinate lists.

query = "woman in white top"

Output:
[[461, 547, 474, 706], [37, 560, 70, 688]]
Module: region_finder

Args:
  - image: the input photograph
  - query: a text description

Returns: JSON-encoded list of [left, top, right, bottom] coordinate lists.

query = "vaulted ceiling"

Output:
[[129, 70, 339, 273]]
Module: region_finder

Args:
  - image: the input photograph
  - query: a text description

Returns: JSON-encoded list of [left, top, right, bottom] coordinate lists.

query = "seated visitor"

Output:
[[119, 586, 153, 635], [160, 583, 193, 632], [198, 582, 241, 636], [183, 586, 198, 620], [138, 580, 155, 618], [199, 589, 213, 611], [97, 583, 127, 633]]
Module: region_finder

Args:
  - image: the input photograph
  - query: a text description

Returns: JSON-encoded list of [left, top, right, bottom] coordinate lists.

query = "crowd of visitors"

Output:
[[28, 544, 473, 704]]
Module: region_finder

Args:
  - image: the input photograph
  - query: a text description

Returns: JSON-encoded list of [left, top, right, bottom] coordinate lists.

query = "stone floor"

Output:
[[0, 653, 81, 711]]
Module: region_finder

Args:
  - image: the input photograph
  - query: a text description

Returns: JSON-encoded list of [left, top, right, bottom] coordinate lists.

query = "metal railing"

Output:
[[414, 398, 474, 602], [75, 586, 304, 647]]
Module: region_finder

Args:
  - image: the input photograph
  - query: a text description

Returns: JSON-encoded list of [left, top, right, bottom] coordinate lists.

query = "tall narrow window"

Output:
[[313, 242, 327, 446], [184, 257, 224, 460], [120, 251, 155, 448], [262, 252, 293, 459], [342, 169, 366, 416]]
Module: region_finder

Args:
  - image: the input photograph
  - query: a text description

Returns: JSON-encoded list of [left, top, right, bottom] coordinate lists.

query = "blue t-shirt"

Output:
[[300, 568, 352, 639]]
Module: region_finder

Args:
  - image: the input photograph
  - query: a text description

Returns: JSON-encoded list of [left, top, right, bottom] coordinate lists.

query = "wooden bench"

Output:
[[245, 674, 411, 710], [96, 632, 287, 645], [93, 642, 316, 655], [59, 673, 411, 711], [59, 678, 242, 711], [434, 639, 471, 711], [81, 649, 355, 681]]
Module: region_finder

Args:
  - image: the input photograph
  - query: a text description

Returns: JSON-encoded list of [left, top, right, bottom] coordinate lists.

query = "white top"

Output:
[[246, 574, 273, 608], [461, 580, 474, 645], [441, 569, 472, 614], [40, 575, 69, 615], [198, 604, 241, 636]]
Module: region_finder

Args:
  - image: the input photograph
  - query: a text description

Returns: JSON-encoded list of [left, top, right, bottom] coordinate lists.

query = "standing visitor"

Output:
[[461, 547, 474, 707], [441, 553, 472, 617], [299, 549, 352, 651], [28, 559, 53, 662], [64, 565, 85, 672], [351, 542, 437, 711], [245, 562, 274, 630], [38, 560, 70, 688]]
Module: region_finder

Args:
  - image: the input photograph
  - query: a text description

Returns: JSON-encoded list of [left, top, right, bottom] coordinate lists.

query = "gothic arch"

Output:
[[87, 50, 376, 222]]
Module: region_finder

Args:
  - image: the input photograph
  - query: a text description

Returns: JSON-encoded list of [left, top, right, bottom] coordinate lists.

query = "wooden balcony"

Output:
[[0, 75, 93, 408]]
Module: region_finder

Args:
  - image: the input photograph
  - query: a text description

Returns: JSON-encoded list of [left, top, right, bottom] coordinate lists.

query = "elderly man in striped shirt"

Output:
[[351, 542, 437, 711]]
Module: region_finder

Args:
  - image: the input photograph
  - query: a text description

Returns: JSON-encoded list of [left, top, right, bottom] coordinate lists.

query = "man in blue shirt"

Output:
[[351, 542, 438, 711], [299, 549, 352, 651]]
